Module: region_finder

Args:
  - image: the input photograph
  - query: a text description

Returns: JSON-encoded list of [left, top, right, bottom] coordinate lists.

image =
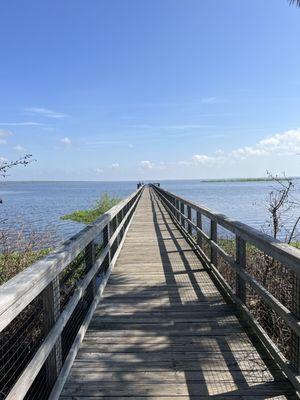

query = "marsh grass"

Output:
[[61, 193, 120, 224], [0, 226, 53, 285]]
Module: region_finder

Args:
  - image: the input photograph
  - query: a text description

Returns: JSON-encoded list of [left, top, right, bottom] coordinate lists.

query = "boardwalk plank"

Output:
[[60, 187, 296, 399]]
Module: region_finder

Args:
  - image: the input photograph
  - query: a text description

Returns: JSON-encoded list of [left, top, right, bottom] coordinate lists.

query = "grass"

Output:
[[0, 249, 50, 285], [61, 193, 121, 224]]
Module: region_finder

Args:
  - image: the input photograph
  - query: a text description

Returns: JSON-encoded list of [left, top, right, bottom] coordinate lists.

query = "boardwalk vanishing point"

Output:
[[1, 185, 300, 399]]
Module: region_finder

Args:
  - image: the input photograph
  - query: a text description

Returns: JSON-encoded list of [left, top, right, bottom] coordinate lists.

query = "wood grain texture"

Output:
[[60, 187, 296, 399]]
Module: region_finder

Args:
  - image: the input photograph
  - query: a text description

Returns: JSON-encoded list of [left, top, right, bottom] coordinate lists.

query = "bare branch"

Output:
[[289, 0, 300, 7], [0, 155, 34, 178]]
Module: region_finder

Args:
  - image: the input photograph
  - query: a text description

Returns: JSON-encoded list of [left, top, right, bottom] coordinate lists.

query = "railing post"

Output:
[[291, 272, 300, 373], [210, 220, 217, 266], [85, 240, 97, 298], [176, 199, 180, 221], [187, 205, 192, 235], [42, 277, 62, 386], [102, 222, 111, 272], [235, 236, 246, 303], [180, 202, 185, 229], [196, 211, 202, 248]]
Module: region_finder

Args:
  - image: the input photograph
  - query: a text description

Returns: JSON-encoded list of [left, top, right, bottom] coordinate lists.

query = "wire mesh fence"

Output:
[[0, 186, 143, 399], [0, 296, 45, 399], [152, 184, 300, 382]]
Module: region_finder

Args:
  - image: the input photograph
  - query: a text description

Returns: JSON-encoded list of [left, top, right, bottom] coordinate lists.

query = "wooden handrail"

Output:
[[151, 183, 300, 391], [151, 184, 300, 273], [0, 185, 144, 400], [0, 186, 144, 332]]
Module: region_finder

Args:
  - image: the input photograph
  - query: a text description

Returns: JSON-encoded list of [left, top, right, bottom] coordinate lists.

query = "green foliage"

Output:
[[61, 193, 120, 224], [0, 249, 50, 285]]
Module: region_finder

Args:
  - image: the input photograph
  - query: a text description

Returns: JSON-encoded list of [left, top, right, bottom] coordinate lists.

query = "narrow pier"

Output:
[[60, 187, 296, 399]]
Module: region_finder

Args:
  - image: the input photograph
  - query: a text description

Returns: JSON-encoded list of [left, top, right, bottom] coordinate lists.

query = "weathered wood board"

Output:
[[60, 187, 297, 399]]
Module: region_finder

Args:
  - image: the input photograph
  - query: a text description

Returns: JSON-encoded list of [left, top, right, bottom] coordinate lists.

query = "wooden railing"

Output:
[[0, 185, 144, 400], [151, 184, 300, 391]]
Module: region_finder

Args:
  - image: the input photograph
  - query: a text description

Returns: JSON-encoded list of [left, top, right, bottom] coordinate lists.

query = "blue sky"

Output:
[[0, 0, 299, 181]]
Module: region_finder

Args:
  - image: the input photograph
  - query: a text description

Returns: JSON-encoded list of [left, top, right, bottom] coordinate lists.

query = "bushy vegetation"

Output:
[[0, 228, 52, 285], [0, 249, 49, 285], [61, 193, 120, 224]]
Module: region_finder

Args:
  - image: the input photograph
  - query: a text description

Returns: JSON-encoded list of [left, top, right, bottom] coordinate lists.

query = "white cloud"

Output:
[[13, 145, 26, 152], [25, 107, 67, 119], [0, 122, 42, 126], [140, 160, 154, 169], [111, 163, 119, 169], [0, 156, 8, 164], [180, 154, 218, 166], [201, 97, 229, 104], [0, 130, 13, 145], [95, 168, 104, 174], [0, 129, 13, 137], [231, 129, 300, 159], [130, 123, 212, 130], [60, 137, 71, 145], [180, 128, 300, 168], [215, 149, 225, 155], [192, 155, 216, 165]]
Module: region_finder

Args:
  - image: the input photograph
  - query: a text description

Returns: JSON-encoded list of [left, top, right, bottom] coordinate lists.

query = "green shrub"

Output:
[[61, 193, 120, 224], [0, 249, 50, 285]]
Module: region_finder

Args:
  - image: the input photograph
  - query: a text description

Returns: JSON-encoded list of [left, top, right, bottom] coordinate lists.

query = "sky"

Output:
[[0, 0, 300, 181]]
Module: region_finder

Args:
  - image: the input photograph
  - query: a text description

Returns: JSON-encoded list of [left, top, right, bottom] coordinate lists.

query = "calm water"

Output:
[[1, 180, 299, 244]]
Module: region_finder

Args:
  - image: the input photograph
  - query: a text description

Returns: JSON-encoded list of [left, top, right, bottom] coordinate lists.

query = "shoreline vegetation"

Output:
[[0, 193, 120, 286], [61, 193, 120, 224], [201, 177, 295, 183]]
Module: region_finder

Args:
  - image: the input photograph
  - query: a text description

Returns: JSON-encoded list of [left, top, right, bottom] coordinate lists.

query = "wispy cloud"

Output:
[[0, 129, 13, 137], [180, 128, 300, 167], [130, 123, 214, 130], [13, 145, 26, 152], [0, 129, 13, 145], [179, 154, 218, 166], [25, 107, 68, 119], [140, 160, 154, 169], [111, 163, 119, 169], [84, 139, 130, 146], [0, 122, 42, 126], [140, 160, 167, 171], [201, 97, 229, 104], [230, 128, 300, 159], [95, 168, 104, 174], [60, 137, 71, 145]]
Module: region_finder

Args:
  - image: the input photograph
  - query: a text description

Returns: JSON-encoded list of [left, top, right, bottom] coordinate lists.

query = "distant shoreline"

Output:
[[201, 177, 296, 183], [1, 177, 299, 184]]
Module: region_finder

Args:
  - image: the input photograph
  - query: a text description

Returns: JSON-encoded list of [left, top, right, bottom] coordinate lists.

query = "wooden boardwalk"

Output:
[[60, 187, 297, 399]]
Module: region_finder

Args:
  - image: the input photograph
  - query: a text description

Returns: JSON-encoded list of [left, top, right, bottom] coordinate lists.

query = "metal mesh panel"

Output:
[[246, 283, 292, 360], [202, 235, 211, 261], [0, 296, 45, 399], [246, 245, 293, 309], [217, 257, 237, 293], [201, 215, 211, 237], [61, 282, 94, 362], [0, 189, 141, 399], [215, 226, 237, 293], [59, 251, 86, 311], [24, 364, 51, 400], [218, 226, 236, 258]]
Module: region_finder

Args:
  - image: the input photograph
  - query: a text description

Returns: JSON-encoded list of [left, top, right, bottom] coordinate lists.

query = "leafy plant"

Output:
[[61, 193, 120, 224]]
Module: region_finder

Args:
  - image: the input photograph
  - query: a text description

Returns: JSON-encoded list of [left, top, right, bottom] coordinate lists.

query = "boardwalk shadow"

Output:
[[61, 188, 297, 399]]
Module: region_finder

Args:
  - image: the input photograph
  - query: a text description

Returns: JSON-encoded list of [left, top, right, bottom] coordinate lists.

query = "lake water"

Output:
[[1, 179, 299, 245]]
